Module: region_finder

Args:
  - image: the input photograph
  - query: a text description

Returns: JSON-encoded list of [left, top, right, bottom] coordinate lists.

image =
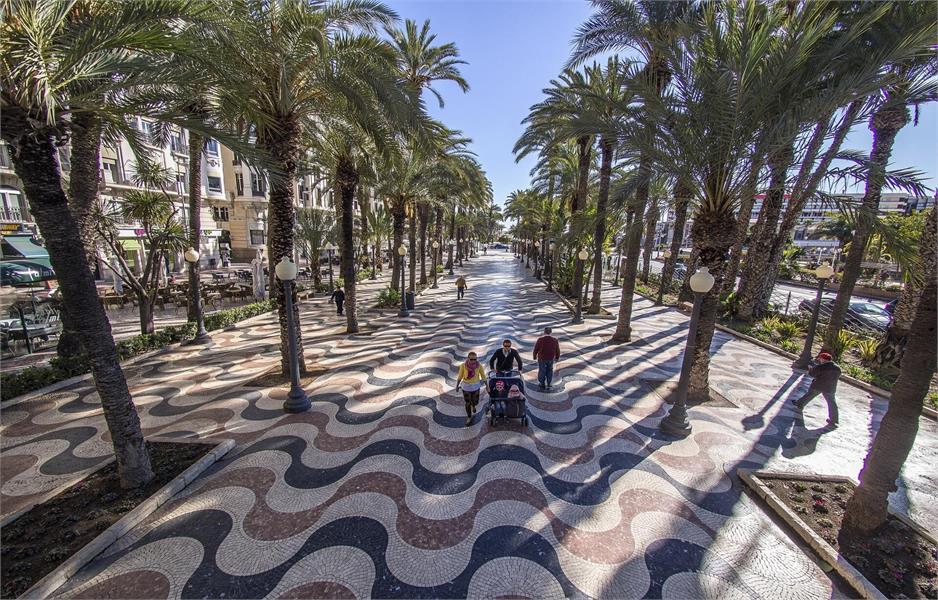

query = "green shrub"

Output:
[[753, 316, 784, 339], [842, 364, 894, 391], [926, 392, 938, 411], [377, 287, 401, 308], [775, 321, 803, 341], [436, 264, 444, 273], [779, 339, 801, 354], [826, 329, 858, 361], [853, 337, 879, 365], [0, 301, 275, 403]]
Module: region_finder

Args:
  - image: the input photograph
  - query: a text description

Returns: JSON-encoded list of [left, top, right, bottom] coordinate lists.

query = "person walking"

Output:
[[533, 326, 561, 391], [330, 286, 345, 316], [488, 339, 522, 374], [455, 275, 467, 299], [793, 352, 841, 428], [456, 351, 486, 427]]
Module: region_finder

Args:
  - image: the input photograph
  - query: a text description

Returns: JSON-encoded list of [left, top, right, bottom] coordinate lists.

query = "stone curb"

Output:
[[549, 285, 616, 320], [738, 469, 936, 600], [630, 289, 936, 422], [19, 437, 235, 600]]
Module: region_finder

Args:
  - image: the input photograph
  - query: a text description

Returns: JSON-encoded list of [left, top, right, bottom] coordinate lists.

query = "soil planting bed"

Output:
[[759, 474, 937, 598], [0, 441, 211, 598]]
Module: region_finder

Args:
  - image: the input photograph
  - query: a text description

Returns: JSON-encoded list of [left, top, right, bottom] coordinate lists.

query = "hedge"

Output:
[[1, 300, 275, 402]]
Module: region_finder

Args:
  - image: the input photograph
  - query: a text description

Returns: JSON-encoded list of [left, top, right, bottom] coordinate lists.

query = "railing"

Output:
[[0, 207, 32, 222]]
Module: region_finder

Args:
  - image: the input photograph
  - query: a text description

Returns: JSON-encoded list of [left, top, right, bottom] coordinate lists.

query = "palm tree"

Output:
[[823, 2, 937, 348], [366, 202, 392, 278], [387, 18, 469, 108], [194, 0, 410, 372], [570, 0, 691, 341], [0, 0, 198, 487], [296, 207, 336, 289], [840, 207, 936, 539]]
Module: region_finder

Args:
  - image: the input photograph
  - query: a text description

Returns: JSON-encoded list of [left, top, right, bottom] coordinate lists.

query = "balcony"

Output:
[[170, 139, 189, 156], [0, 207, 33, 223]]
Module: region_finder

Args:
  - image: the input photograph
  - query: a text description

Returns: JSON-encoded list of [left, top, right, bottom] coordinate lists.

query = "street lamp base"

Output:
[[398, 309, 410, 318], [184, 332, 212, 346], [571, 316, 583, 325], [431, 283, 438, 289], [448, 269, 454, 275], [283, 388, 311, 413], [659, 414, 692, 437]]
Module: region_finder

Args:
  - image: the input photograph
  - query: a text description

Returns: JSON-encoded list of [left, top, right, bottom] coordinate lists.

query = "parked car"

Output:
[[798, 297, 892, 332], [672, 262, 688, 281], [884, 298, 897, 315], [492, 243, 508, 250]]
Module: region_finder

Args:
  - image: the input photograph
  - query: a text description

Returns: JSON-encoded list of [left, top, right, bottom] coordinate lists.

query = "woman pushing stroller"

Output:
[[456, 352, 485, 427]]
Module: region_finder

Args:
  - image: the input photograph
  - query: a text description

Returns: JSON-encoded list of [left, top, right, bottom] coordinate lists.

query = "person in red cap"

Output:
[[793, 351, 841, 428]]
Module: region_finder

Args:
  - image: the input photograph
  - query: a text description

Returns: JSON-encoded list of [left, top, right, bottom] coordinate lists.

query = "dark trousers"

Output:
[[537, 360, 555, 387], [335, 301, 343, 315], [457, 287, 465, 299], [462, 389, 479, 416], [796, 388, 839, 424]]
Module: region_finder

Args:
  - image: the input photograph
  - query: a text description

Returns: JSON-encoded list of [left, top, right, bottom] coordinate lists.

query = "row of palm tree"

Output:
[[1, 0, 491, 488], [509, 0, 935, 540]]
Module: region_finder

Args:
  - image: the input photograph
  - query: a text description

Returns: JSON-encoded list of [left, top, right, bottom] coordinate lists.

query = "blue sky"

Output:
[[392, 0, 938, 207]]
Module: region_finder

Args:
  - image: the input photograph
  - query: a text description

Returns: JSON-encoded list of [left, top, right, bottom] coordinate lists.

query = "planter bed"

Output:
[[739, 469, 937, 599], [1, 439, 234, 598]]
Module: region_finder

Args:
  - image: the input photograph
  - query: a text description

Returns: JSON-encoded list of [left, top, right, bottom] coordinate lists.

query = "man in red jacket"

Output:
[[533, 327, 561, 391]]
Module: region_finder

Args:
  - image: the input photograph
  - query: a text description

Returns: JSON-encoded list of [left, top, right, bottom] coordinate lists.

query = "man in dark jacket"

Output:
[[330, 286, 345, 316], [533, 327, 561, 391], [793, 352, 841, 428], [489, 339, 523, 374]]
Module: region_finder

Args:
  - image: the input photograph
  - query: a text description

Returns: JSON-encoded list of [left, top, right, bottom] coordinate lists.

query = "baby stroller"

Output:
[[487, 370, 528, 426]]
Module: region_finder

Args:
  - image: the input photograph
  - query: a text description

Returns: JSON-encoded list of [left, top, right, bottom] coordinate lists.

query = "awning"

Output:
[[120, 239, 141, 252], [1, 234, 49, 260]]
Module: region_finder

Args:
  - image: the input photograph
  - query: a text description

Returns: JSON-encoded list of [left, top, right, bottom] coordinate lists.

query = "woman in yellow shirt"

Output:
[[456, 351, 486, 427]]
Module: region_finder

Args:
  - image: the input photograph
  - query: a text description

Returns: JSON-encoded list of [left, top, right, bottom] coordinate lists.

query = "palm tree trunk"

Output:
[[1, 109, 153, 488], [659, 182, 691, 298], [57, 111, 101, 358], [840, 212, 936, 537], [589, 137, 613, 314], [445, 207, 455, 269], [687, 209, 739, 402], [418, 202, 429, 285], [259, 120, 306, 375], [721, 153, 765, 297], [187, 130, 204, 325], [408, 205, 416, 292], [678, 245, 700, 304], [336, 155, 359, 333], [736, 143, 794, 320], [391, 199, 404, 291], [572, 135, 592, 315], [825, 98, 909, 349], [611, 154, 650, 342], [641, 199, 659, 283]]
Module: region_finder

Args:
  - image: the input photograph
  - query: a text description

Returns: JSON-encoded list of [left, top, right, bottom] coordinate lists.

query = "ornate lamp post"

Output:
[[184, 247, 210, 345], [458, 238, 464, 267], [656, 249, 672, 305], [324, 242, 336, 291], [533, 241, 541, 279], [792, 262, 835, 369], [431, 240, 440, 288], [275, 257, 311, 413], [660, 266, 715, 437], [397, 244, 409, 317], [572, 248, 589, 324], [546, 239, 555, 291]]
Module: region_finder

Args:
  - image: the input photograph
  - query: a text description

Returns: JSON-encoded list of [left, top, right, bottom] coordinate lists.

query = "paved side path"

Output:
[[0, 254, 934, 598]]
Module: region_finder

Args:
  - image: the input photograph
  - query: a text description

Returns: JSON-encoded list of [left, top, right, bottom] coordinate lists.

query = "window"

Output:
[[139, 120, 156, 145], [251, 173, 266, 197], [170, 132, 186, 154], [235, 173, 244, 196], [101, 159, 119, 183], [213, 206, 229, 222], [232, 155, 241, 166], [207, 176, 222, 193], [250, 229, 265, 245], [205, 139, 220, 156], [176, 168, 188, 193]]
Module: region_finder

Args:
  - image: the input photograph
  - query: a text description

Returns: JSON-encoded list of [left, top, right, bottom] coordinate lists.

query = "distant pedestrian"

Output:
[[533, 327, 561, 391], [489, 339, 523, 375], [330, 286, 345, 315], [455, 276, 467, 299], [793, 352, 841, 428], [456, 352, 486, 427]]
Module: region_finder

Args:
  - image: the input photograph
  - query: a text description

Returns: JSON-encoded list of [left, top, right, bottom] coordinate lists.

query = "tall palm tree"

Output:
[[296, 207, 336, 289], [840, 207, 936, 538], [823, 1, 937, 348], [366, 202, 391, 278], [0, 0, 198, 487], [387, 18, 469, 108], [194, 0, 411, 372], [570, 0, 691, 341]]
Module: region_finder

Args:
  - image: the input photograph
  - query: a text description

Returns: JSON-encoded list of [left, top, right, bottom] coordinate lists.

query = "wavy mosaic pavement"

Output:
[[2, 254, 936, 599]]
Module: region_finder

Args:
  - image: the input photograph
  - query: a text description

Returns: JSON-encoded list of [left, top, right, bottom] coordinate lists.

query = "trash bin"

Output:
[[405, 291, 415, 310], [208, 257, 218, 269]]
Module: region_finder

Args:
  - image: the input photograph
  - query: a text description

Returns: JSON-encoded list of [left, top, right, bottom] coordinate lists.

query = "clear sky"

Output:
[[392, 0, 938, 207]]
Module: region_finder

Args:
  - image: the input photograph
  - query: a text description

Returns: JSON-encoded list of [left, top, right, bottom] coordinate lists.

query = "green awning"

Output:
[[1, 235, 49, 260]]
